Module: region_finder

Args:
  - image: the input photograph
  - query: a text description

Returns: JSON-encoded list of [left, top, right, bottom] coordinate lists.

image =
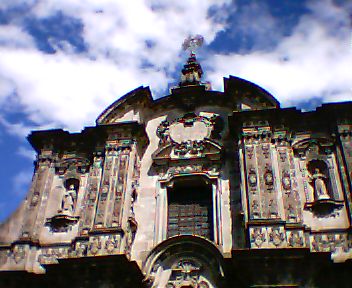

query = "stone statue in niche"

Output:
[[62, 184, 77, 215], [310, 168, 330, 200], [306, 159, 332, 202], [60, 178, 79, 215]]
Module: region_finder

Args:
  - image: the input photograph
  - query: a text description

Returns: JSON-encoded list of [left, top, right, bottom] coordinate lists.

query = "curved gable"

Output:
[[96, 86, 153, 125]]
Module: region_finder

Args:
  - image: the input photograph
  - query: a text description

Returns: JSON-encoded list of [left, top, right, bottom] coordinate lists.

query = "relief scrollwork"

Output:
[[156, 120, 170, 144], [11, 245, 26, 264], [261, 144, 270, 159], [250, 227, 266, 248], [245, 146, 254, 159], [264, 166, 274, 190], [156, 113, 223, 145], [71, 241, 88, 258], [278, 149, 287, 162], [251, 200, 260, 218], [55, 157, 90, 176], [286, 204, 297, 221], [268, 227, 286, 247], [311, 234, 350, 253], [88, 237, 102, 256], [105, 235, 120, 254], [38, 247, 69, 265], [248, 168, 257, 191], [173, 140, 206, 157], [287, 231, 304, 248], [167, 259, 202, 288], [282, 171, 291, 191]]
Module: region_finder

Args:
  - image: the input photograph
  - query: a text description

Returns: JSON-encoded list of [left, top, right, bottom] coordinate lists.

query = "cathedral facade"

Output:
[[0, 53, 352, 287]]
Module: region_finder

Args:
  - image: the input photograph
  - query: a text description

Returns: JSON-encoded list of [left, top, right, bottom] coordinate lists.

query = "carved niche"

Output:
[[44, 157, 90, 232], [293, 138, 344, 216], [45, 177, 80, 233]]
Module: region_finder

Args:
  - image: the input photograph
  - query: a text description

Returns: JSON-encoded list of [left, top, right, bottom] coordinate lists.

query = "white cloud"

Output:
[[0, 25, 35, 49], [207, 0, 352, 107], [0, 0, 232, 134]]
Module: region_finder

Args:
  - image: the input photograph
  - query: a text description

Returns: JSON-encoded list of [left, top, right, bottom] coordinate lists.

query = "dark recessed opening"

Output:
[[167, 176, 213, 240]]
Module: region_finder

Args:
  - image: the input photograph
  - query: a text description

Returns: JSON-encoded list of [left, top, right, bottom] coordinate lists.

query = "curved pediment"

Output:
[[96, 86, 153, 125], [96, 76, 280, 126]]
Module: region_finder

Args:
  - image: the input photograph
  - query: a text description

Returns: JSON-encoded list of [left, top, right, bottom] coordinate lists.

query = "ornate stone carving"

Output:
[[0, 250, 8, 267], [11, 245, 25, 264], [30, 191, 40, 207], [286, 204, 297, 221], [38, 247, 69, 265], [250, 227, 266, 248], [156, 113, 223, 145], [268, 199, 278, 218], [105, 235, 119, 254], [251, 200, 260, 218], [245, 146, 254, 159], [282, 171, 291, 191], [71, 241, 88, 257], [45, 214, 79, 233], [268, 227, 285, 247], [168, 259, 201, 288], [303, 157, 344, 216], [248, 168, 257, 189], [261, 144, 270, 159], [278, 149, 287, 162], [55, 157, 90, 176], [61, 183, 77, 215], [311, 234, 350, 253], [264, 167, 274, 190], [287, 231, 304, 248], [309, 168, 329, 200], [89, 237, 102, 256]]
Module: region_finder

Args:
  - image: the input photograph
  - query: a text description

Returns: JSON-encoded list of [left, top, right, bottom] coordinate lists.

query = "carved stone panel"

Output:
[[80, 155, 103, 234], [249, 227, 267, 248], [275, 143, 302, 223], [244, 138, 279, 219], [21, 157, 55, 240], [94, 141, 132, 228], [310, 233, 351, 254]]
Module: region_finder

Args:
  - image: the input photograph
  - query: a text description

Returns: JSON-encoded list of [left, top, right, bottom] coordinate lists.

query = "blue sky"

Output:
[[0, 0, 351, 221]]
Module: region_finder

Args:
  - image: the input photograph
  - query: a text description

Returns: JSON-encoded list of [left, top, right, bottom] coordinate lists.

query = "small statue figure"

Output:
[[62, 184, 77, 215], [310, 168, 330, 200]]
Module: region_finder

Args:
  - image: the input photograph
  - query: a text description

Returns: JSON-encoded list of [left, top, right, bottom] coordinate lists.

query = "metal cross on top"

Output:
[[182, 35, 204, 55]]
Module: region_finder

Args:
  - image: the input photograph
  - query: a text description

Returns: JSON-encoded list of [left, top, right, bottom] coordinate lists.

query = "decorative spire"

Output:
[[179, 35, 210, 89]]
